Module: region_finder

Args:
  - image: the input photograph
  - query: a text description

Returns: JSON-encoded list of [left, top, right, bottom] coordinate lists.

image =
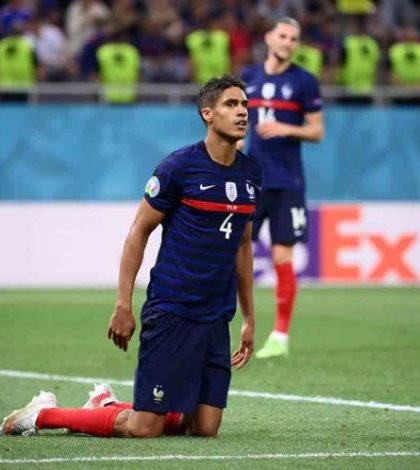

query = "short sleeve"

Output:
[[301, 74, 322, 113], [144, 155, 180, 213]]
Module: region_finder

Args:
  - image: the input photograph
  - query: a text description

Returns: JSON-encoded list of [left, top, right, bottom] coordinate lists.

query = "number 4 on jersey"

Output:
[[220, 213, 234, 239]]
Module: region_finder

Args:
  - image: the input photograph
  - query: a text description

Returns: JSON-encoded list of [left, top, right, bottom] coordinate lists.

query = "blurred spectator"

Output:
[[157, 18, 190, 82], [78, 17, 111, 79], [147, 0, 178, 29], [137, 18, 169, 82], [317, 14, 342, 84], [222, 10, 252, 74], [336, 0, 376, 15], [25, 14, 76, 81], [293, 32, 324, 79], [179, 2, 210, 30], [95, 26, 141, 103], [256, 0, 306, 24], [0, 0, 32, 37], [379, 0, 420, 40], [110, 0, 145, 34], [0, 0, 419, 88], [388, 27, 420, 85], [65, 0, 110, 56], [300, 0, 334, 42], [337, 17, 381, 93], [0, 23, 38, 101], [186, 13, 230, 84]]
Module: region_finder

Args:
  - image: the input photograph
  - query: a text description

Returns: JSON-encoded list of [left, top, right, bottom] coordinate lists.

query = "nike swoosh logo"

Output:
[[200, 184, 216, 191], [246, 86, 257, 93]]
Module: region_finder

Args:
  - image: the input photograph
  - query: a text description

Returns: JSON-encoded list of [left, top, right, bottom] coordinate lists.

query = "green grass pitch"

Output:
[[0, 287, 419, 469]]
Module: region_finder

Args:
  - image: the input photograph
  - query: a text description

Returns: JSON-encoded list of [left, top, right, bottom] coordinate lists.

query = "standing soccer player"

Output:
[[241, 18, 324, 359], [1, 75, 262, 438]]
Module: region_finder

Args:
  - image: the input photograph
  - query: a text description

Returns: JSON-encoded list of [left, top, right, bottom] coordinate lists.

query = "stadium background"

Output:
[[1, 0, 419, 288], [0, 105, 419, 287], [0, 1, 420, 467]]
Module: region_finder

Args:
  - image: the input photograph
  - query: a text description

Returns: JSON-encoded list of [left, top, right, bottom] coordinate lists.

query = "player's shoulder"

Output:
[[241, 63, 264, 82], [159, 141, 202, 168], [237, 150, 262, 178], [289, 63, 320, 86]]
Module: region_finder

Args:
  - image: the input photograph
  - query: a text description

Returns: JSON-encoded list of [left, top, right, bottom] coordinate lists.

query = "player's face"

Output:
[[266, 23, 300, 62], [205, 87, 248, 142]]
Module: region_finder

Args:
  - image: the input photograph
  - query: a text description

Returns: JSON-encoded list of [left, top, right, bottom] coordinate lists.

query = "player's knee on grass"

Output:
[[114, 409, 166, 438], [192, 423, 220, 438], [191, 404, 223, 438]]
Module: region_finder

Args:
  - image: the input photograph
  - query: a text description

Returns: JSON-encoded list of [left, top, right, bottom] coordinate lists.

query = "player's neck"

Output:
[[204, 136, 236, 167], [264, 56, 292, 75]]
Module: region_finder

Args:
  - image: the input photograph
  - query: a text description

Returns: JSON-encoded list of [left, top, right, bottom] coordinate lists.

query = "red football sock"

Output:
[[36, 407, 121, 437], [106, 404, 183, 436], [111, 406, 183, 436], [106, 402, 132, 410], [163, 412, 184, 436], [274, 262, 297, 334]]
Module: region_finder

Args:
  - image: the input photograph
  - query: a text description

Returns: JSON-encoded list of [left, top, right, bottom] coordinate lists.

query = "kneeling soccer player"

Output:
[[1, 74, 261, 438]]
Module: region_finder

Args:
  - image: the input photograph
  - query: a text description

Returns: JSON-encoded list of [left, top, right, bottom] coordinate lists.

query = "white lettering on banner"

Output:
[[320, 205, 419, 283]]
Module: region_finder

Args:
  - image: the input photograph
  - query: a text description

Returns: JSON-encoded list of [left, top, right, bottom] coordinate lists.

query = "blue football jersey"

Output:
[[144, 141, 262, 322], [241, 63, 322, 191]]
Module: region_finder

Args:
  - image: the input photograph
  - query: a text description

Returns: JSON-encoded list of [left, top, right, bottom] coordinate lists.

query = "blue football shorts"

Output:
[[133, 305, 231, 414], [252, 188, 308, 244]]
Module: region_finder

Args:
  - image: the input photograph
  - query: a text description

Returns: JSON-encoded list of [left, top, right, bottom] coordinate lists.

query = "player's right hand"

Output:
[[107, 307, 136, 352], [236, 139, 245, 151]]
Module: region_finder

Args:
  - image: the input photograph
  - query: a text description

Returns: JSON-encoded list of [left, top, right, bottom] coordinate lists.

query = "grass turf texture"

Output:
[[0, 287, 419, 469]]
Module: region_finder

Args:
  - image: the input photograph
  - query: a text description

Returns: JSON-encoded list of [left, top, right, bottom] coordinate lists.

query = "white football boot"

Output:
[[83, 384, 118, 409], [0, 391, 57, 436]]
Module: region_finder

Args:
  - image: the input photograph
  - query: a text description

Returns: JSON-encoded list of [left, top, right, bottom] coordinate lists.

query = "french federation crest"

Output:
[[246, 182, 255, 200], [261, 82, 276, 100], [225, 182, 237, 202], [281, 83, 293, 100]]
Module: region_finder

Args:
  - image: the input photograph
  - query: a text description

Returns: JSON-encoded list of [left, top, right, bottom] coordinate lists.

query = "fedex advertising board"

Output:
[[0, 203, 419, 286], [255, 204, 420, 285]]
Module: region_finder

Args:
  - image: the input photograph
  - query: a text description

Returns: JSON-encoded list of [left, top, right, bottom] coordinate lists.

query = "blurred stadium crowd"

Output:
[[0, 0, 419, 96]]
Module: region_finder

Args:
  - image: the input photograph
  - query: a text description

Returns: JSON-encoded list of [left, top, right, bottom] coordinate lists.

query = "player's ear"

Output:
[[201, 107, 213, 125]]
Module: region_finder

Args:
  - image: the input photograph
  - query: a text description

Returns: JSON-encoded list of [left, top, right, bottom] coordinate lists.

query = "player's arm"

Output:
[[232, 221, 255, 370], [256, 110, 324, 141], [108, 199, 165, 351]]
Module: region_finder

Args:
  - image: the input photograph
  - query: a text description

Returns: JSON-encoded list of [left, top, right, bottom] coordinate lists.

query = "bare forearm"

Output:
[[285, 122, 323, 141], [236, 241, 255, 324], [116, 230, 149, 309]]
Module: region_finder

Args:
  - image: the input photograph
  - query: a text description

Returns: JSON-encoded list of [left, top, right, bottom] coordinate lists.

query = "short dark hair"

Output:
[[267, 16, 301, 35], [197, 74, 246, 123]]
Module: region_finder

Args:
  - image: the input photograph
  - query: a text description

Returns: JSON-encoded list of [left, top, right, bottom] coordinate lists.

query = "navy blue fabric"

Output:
[[143, 141, 262, 322], [133, 306, 231, 413], [252, 189, 308, 244], [241, 63, 322, 191]]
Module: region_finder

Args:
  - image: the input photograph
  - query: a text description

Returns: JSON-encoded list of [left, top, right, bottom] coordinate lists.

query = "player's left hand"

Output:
[[256, 121, 292, 139], [107, 307, 136, 352], [231, 321, 254, 370]]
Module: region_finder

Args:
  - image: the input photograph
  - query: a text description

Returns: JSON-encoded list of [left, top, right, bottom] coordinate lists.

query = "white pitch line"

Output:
[[1, 369, 420, 414], [0, 451, 420, 465]]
